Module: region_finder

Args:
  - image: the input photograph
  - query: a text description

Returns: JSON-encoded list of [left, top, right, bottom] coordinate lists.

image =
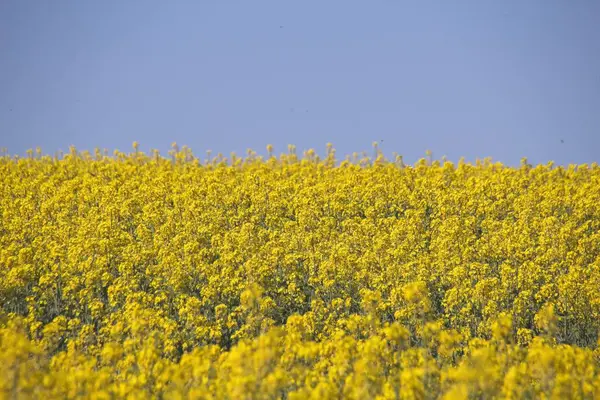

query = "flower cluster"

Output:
[[1, 144, 599, 399]]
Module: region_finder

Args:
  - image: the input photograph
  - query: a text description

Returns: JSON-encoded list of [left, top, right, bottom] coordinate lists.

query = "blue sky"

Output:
[[1, 0, 599, 166]]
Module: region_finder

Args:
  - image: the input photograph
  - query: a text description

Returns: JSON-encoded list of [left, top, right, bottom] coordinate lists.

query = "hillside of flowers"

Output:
[[1, 143, 599, 399]]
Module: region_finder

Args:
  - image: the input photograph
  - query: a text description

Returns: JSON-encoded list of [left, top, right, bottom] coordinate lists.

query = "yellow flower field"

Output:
[[1, 144, 599, 399]]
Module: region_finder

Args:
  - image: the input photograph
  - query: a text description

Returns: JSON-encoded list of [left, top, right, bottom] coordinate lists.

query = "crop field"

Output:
[[1, 144, 599, 399]]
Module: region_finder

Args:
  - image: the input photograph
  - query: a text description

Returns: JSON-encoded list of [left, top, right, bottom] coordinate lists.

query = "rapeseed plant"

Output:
[[0, 144, 599, 398]]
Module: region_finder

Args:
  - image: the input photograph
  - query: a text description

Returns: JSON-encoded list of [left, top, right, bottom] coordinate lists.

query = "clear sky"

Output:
[[1, 1, 599, 166]]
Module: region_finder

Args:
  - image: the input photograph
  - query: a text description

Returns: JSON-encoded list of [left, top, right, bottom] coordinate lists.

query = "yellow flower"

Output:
[[0, 145, 598, 398]]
